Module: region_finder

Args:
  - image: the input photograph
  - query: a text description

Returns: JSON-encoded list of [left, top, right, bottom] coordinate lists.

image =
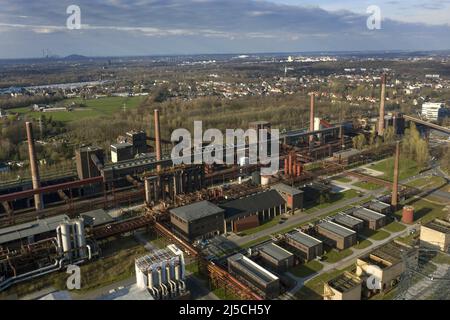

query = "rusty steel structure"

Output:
[[309, 93, 315, 143], [25, 122, 43, 211], [378, 74, 387, 136], [154, 109, 162, 172]]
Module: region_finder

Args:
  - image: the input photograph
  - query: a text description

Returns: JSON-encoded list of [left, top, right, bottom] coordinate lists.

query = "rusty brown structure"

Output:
[[154, 109, 162, 171], [391, 140, 400, 208], [25, 122, 43, 211], [378, 74, 387, 136], [309, 93, 315, 142]]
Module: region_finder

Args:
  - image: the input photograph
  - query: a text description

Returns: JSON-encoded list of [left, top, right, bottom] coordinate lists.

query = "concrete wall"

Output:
[[420, 226, 450, 252]]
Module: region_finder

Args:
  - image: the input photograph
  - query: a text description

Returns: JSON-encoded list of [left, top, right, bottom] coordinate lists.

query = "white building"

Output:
[[421, 102, 445, 121]]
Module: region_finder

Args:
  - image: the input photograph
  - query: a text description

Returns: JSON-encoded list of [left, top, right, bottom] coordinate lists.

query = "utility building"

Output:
[[420, 219, 450, 252], [285, 231, 323, 261], [351, 207, 386, 230], [111, 143, 134, 163], [227, 253, 280, 299], [170, 201, 225, 241], [271, 183, 304, 213], [333, 214, 364, 232], [257, 242, 294, 272], [366, 201, 391, 215], [324, 272, 362, 300], [316, 221, 357, 250]]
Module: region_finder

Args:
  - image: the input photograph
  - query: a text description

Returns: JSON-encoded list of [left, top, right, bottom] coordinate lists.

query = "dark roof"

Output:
[[259, 242, 293, 261], [221, 190, 286, 220], [334, 214, 364, 228], [271, 183, 303, 196], [81, 209, 114, 226], [170, 201, 224, 222], [286, 231, 322, 248], [111, 143, 133, 150], [317, 221, 356, 238], [352, 207, 385, 222], [424, 219, 450, 234], [367, 200, 391, 212]]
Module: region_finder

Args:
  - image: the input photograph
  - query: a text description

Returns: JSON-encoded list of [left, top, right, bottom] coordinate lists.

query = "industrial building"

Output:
[[323, 272, 362, 300], [316, 221, 357, 250], [420, 219, 450, 252], [270, 183, 304, 213], [351, 207, 386, 230], [256, 242, 294, 272], [333, 213, 364, 232], [135, 244, 186, 300], [111, 143, 134, 163], [421, 102, 446, 121], [301, 182, 332, 204], [333, 149, 362, 165], [221, 190, 286, 233], [0, 214, 70, 248], [227, 253, 280, 299], [75, 146, 105, 180], [170, 201, 225, 241], [80, 209, 115, 227], [356, 241, 418, 294], [366, 200, 391, 215], [284, 231, 323, 261]]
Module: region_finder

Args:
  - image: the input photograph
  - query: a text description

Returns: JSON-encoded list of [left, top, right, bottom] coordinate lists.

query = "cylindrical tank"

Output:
[[261, 175, 271, 186], [402, 206, 414, 224], [284, 158, 288, 175], [60, 222, 72, 259], [251, 171, 261, 185], [75, 219, 86, 258]]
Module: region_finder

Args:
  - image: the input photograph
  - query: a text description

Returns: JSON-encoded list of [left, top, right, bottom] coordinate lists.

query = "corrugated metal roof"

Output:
[[318, 221, 356, 238], [221, 190, 286, 220], [81, 209, 114, 226], [259, 242, 293, 261], [271, 183, 303, 196], [228, 253, 278, 284], [334, 214, 364, 228], [0, 214, 69, 245], [352, 207, 385, 221], [287, 231, 322, 248], [170, 200, 224, 222]]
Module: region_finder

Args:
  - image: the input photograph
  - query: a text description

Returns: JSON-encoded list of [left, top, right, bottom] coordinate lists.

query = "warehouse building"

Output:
[[80, 209, 115, 227], [221, 190, 286, 233], [0, 214, 69, 248], [170, 201, 225, 241], [301, 182, 332, 204], [420, 219, 450, 252], [228, 253, 280, 299], [366, 200, 391, 215], [270, 183, 304, 213], [351, 207, 386, 230], [333, 214, 364, 232], [285, 231, 323, 261], [111, 143, 134, 163], [324, 272, 362, 300], [356, 241, 418, 294], [256, 242, 294, 272], [316, 221, 357, 250], [332, 149, 362, 165]]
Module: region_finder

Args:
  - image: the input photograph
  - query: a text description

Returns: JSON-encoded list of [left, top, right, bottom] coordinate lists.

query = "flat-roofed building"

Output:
[[221, 190, 286, 233], [420, 219, 450, 252], [316, 221, 357, 250], [366, 200, 392, 215], [356, 241, 418, 293], [227, 253, 280, 299], [324, 272, 362, 300], [285, 231, 323, 261], [111, 143, 134, 163], [332, 149, 362, 165], [351, 207, 386, 230], [170, 201, 225, 241], [257, 242, 294, 271], [301, 182, 332, 204], [271, 183, 304, 212], [333, 214, 364, 232]]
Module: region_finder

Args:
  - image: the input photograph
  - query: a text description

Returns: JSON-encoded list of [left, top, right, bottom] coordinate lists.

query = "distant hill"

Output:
[[64, 54, 89, 61]]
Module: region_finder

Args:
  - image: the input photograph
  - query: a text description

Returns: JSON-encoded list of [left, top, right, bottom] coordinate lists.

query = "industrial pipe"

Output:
[[25, 122, 43, 211], [309, 93, 315, 142], [154, 109, 162, 171]]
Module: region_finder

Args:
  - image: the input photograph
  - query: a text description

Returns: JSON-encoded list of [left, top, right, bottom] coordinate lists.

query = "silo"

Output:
[[75, 219, 86, 258], [60, 222, 72, 259], [402, 206, 414, 224]]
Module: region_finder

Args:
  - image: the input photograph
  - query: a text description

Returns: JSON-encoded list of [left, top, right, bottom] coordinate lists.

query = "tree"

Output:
[[352, 134, 366, 150]]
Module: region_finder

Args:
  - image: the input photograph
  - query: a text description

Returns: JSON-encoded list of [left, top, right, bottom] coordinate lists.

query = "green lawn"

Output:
[[354, 239, 373, 250], [305, 189, 360, 213], [361, 228, 391, 241], [323, 248, 353, 263], [334, 177, 353, 184], [354, 181, 382, 190], [370, 156, 421, 181], [291, 260, 324, 278], [432, 253, 450, 265], [383, 222, 407, 233], [9, 96, 146, 122], [394, 199, 447, 225], [406, 176, 447, 190]]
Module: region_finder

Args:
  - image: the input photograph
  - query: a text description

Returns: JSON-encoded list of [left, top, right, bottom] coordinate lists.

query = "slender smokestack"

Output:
[[154, 109, 162, 171], [378, 74, 387, 136], [391, 140, 400, 208], [309, 93, 315, 143], [25, 122, 43, 211]]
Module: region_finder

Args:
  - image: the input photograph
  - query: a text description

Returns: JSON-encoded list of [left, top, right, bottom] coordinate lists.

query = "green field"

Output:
[[333, 177, 353, 184], [291, 260, 324, 278], [369, 157, 421, 181], [383, 222, 406, 233], [323, 248, 353, 263], [354, 239, 373, 250], [361, 229, 391, 241], [354, 181, 382, 190], [9, 96, 146, 122], [406, 176, 447, 190], [395, 198, 447, 225]]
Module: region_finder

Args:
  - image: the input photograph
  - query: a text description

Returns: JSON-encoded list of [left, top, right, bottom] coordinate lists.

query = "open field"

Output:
[[406, 176, 447, 190], [291, 260, 324, 278], [323, 248, 353, 263], [369, 157, 421, 181], [354, 181, 382, 190], [394, 198, 447, 225], [9, 96, 146, 122]]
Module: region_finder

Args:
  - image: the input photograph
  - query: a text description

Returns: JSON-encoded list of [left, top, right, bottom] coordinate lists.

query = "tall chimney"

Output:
[[25, 122, 43, 211], [378, 74, 387, 136], [309, 93, 315, 143], [154, 109, 162, 171], [391, 141, 400, 208]]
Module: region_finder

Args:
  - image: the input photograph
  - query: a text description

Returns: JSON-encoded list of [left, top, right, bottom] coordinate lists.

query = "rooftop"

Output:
[[170, 200, 224, 222], [111, 142, 133, 150], [367, 200, 391, 212], [135, 246, 181, 272], [333, 148, 361, 158], [228, 253, 278, 284], [221, 190, 286, 220], [0, 214, 69, 245], [286, 231, 322, 248], [352, 207, 385, 222], [80, 209, 115, 227], [271, 183, 303, 196], [317, 220, 356, 238], [259, 242, 294, 261], [424, 219, 450, 234], [334, 214, 364, 228], [327, 272, 361, 293]]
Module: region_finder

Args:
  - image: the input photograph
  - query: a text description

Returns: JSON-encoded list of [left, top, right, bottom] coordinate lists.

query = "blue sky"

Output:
[[0, 0, 449, 59]]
